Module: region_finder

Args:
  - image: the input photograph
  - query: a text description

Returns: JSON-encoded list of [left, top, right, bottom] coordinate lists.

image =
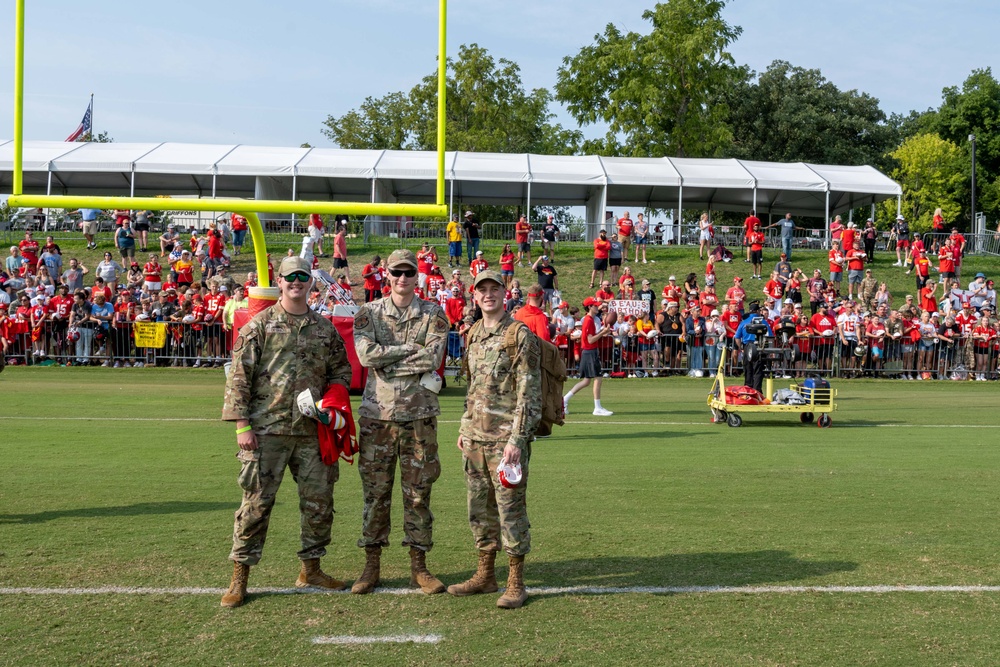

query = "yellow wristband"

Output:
[[235, 425, 253, 435]]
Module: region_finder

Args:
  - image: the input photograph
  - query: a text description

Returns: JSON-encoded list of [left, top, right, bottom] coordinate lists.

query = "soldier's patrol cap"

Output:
[[473, 269, 504, 289], [386, 249, 418, 270], [278, 256, 312, 277]]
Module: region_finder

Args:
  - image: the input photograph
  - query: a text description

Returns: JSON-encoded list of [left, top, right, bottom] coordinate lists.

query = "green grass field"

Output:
[[3, 368, 1000, 665]]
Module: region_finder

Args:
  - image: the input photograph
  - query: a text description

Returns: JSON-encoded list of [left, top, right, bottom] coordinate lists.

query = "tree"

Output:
[[554, 0, 742, 158], [322, 44, 580, 155], [879, 133, 965, 232], [724, 61, 896, 168], [78, 131, 113, 143]]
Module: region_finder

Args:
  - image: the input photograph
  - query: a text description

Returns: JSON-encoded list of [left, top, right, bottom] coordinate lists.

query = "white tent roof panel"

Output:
[[0, 141, 900, 219]]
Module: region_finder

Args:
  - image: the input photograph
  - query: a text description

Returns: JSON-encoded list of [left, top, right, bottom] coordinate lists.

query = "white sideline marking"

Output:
[[312, 634, 442, 645], [3, 585, 1000, 596], [7, 416, 1000, 429]]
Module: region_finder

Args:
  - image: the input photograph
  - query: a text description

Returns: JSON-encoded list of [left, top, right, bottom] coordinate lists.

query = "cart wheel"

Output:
[[727, 412, 743, 428], [800, 412, 814, 424], [817, 414, 832, 428]]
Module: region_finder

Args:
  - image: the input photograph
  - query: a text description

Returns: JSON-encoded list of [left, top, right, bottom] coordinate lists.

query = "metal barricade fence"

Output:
[[5, 319, 231, 368]]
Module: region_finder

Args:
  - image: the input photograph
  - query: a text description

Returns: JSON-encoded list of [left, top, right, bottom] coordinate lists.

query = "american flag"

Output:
[[65, 99, 93, 142]]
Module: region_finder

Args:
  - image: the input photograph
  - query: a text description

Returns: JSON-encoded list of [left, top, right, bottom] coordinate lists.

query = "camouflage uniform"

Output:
[[460, 314, 541, 555], [860, 275, 879, 312], [222, 302, 351, 565], [354, 291, 450, 550]]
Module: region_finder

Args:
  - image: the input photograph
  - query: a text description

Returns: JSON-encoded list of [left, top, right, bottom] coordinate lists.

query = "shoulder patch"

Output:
[[434, 315, 449, 333], [354, 312, 371, 330]]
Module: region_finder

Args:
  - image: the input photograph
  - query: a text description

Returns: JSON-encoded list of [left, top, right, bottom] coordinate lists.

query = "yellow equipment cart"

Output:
[[707, 347, 837, 428]]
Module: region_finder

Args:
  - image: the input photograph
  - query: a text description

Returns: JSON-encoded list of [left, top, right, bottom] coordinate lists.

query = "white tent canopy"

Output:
[[0, 140, 901, 229]]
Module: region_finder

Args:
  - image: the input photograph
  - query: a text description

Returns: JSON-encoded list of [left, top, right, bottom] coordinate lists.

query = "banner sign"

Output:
[[606, 300, 650, 318], [133, 321, 167, 348]]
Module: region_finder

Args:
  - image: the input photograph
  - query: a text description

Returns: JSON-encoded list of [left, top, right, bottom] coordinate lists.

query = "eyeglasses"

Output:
[[282, 271, 311, 283], [388, 268, 417, 278]]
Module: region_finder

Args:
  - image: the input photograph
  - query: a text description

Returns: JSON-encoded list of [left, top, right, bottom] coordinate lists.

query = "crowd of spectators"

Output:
[[5, 208, 999, 383]]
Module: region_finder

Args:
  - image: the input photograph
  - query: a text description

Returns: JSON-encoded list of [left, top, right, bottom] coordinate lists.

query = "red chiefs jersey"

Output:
[[204, 293, 227, 319], [48, 295, 73, 319], [469, 258, 489, 276], [938, 248, 955, 273], [748, 231, 765, 251], [765, 280, 784, 299], [722, 311, 742, 338], [428, 274, 445, 294], [955, 312, 977, 337], [829, 250, 844, 273], [810, 313, 837, 339], [144, 262, 162, 282]]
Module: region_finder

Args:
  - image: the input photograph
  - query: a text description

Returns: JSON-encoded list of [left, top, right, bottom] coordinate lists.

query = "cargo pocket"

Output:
[[236, 449, 261, 493]]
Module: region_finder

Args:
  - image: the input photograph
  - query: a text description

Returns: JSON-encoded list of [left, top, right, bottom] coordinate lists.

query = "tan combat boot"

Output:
[[220, 562, 250, 608], [496, 555, 527, 609], [409, 547, 446, 594], [351, 546, 381, 595], [295, 558, 348, 590], [446, 550, 498, 596]]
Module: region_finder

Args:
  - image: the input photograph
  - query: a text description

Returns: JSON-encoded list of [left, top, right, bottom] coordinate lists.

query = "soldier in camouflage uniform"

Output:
[[449, 269, 541, 609], [351, 249, 450, 595], [219, 256, 352, 608]]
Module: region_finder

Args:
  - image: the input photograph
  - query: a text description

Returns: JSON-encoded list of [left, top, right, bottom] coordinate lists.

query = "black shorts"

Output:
[[579, 349, 602, 378], [593, 258, 608, 271], [609, 258, 622, 267], [750, 249, 763, 264], [940, 271, 954, 280], [333, 258, 348, 269], [519, 242, 531, 253], [135, 223, 150, 232]]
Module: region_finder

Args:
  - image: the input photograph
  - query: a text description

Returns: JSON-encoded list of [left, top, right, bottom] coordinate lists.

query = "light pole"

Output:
[[970, 134, 977, 230]]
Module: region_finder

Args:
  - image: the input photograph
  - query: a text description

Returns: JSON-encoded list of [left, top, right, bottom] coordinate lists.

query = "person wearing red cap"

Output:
[[513, 285, 551, 342], [725, 277, 746, 313], [563, 297, 613, 417]]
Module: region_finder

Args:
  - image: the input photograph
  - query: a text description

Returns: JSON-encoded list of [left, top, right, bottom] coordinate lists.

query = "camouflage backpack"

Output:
[[464, 319, 567, 437]]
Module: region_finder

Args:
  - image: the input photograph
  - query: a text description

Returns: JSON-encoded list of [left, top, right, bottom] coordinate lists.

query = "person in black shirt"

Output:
[[462, 211, 481, 264], [541, 215, 559, 257], [532, 256, 559, 314]]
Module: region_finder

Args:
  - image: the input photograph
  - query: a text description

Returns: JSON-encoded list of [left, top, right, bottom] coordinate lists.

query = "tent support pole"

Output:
[[824, 190, 831, 247]]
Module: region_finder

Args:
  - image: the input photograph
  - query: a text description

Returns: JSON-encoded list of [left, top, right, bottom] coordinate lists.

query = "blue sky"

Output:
[[1, 0, 997, 148]]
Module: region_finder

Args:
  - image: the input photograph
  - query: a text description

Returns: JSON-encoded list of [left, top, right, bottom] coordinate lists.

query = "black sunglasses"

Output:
[[283, 271, 311, 283], [388, 268, 417, 278]]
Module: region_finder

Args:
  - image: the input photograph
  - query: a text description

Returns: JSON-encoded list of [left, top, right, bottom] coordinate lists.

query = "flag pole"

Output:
[[89, 93, 93, 141]]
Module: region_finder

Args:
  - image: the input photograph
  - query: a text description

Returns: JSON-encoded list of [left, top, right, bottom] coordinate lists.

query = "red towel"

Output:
[[316, 384, 359, 465]]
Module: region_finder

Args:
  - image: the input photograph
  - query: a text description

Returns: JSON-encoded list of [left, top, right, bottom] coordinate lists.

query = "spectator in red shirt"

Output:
[[515, 215, 532, 267], [230, 214, 248, 256], [308, 213, 324, 257], [743, 210, 761, 263], [362, 255, 383, 303], [919, 280, 939, 313], [725, 276, 746, 312], [747, 224, 765, 280], [416, 242, 437, 289], [590, 230, 611, 289], [513, 284, 551, 342], [595, 280, 614, 302], [617, 212, 634, 265], [203, 282, 228, 366], [331, 224, 350, 283], [809, 302, 837, 371], [469, 251, 489, 278], [563, 297, 614, 417], [499, 243, 516, 288], [18, 230, 39, 267]]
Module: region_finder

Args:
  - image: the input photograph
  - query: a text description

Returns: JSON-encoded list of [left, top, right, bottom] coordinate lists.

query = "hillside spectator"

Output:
[[683, 273, 700, 301], [499, 243, 516, 288], [725, 276, 745, 312], [860, 270, 879, 312], [590, 230, 610, 288], [35, 266, 57, 294], [697, 213, 712, 260], [173, 250, 196, 289], [415, 243, 437, 289], [505, 287, 523, 313], [830, 215, 845, 245], [637, 279, 656, 313], [742, 210, 761, 263], [842, 222, 857, 257], [862, 219, 878, 260], [115, 219, 137, 263], [126, 262, 144, 291], [617, 212, 633, 264], [469, 251, 488, 278], [159, 224, 180, 257], [462, 210, 482, 263], [18, 230, 39, 267], [541, 214, 559, 257], [766, 213, 799, 261], [595, 280, 614, 303], [532, 255, 558, 312], [38, 245, 62, 278], [132, 210, 152, 253], [446, 214, 462, 268], [846, 240, 867, 300], [746, 222, 765, 279], [205, 227, 225, 281], [514, 214, 531, 267], [608, 233, 624, 284], [307, 213, 325, 257], [96, 252, 124, 293], [361, 255, 383, 303]]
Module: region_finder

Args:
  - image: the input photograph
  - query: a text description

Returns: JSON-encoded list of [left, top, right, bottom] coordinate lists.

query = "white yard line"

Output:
[[3, 584, 1000, 596], [312, 634, 443, 645]]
